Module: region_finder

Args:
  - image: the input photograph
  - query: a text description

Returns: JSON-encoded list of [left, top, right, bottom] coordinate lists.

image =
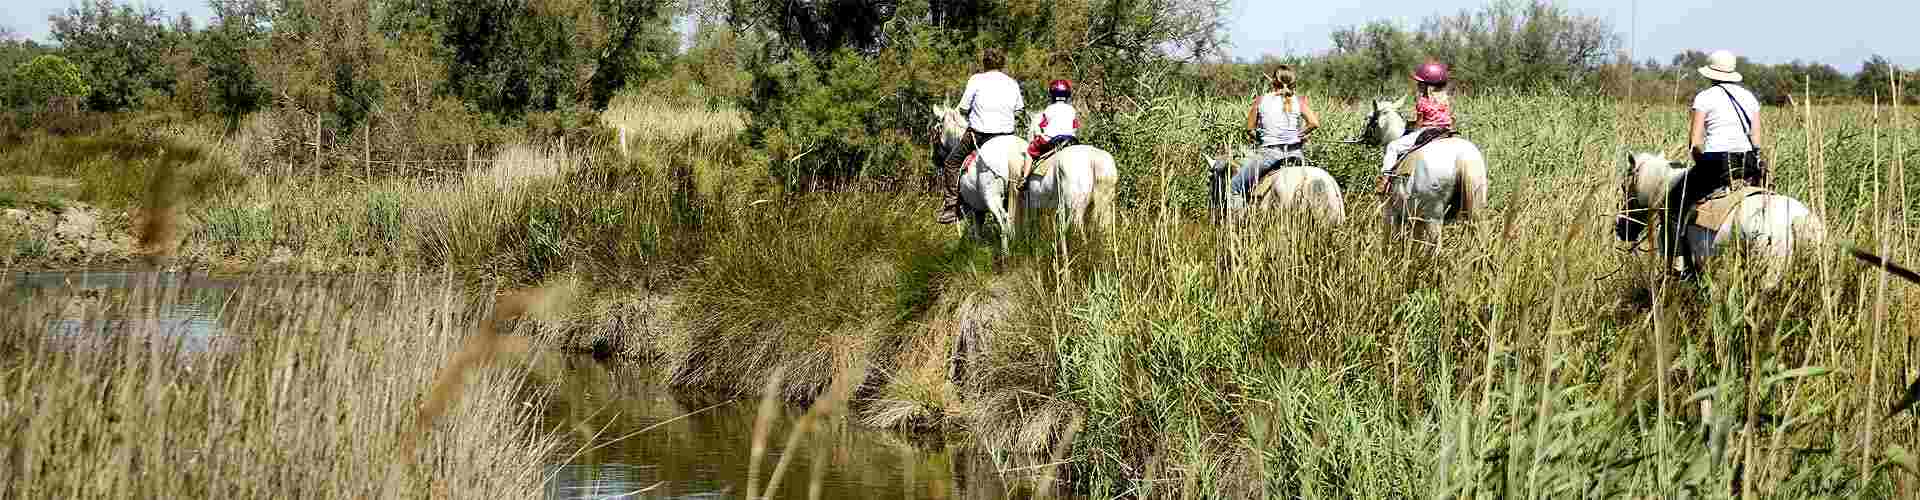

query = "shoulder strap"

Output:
[[1717, 84, 1757, 150]]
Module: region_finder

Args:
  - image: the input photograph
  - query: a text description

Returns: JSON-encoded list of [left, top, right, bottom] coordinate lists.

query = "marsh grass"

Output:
[[8, 90, 1920, 497], [0, 274, 556, 498]]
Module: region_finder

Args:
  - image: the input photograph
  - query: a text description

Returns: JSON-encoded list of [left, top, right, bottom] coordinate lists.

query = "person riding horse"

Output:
[[1027, 79, 1080, 158], [1664, 49, 1766, 276], [1230, 65, 1321, 199], [937, 48, 1025, 225], [1377, 62, 1454, 195]]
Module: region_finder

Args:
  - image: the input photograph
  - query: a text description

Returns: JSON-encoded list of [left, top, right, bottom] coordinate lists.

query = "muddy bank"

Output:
[[1, 203, 139, 269]]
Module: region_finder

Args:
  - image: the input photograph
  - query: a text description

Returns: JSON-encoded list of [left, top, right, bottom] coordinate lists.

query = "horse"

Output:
[[1022, 111, 1120, 241], [1204, 146, 1347, 226], [930, 104, 1032, 254], [1617, 152, 1827, 286], [1362, 98, 1490, 243]]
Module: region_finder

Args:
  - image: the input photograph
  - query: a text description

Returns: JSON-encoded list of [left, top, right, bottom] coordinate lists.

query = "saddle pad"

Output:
[[1691, 186, 1769, 230], [1249, 157, 1308, 200], [1394, 128, 1461, 169]]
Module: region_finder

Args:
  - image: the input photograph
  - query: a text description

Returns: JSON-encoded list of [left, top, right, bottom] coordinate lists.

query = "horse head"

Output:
[[929, 104, 968, 166], [1362, 98, 1407, 147], [1615, 151, 1675, 242]]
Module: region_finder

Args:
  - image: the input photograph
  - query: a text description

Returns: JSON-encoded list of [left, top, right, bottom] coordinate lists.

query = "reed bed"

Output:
[[5, 90, 1919, 497], [0, 274, 556, 498]]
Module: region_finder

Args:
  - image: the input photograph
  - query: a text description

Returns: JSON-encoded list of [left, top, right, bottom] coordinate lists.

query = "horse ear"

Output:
[[1395, 95, 1407, 108]]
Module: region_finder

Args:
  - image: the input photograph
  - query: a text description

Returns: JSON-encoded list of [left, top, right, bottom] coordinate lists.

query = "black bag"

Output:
[[1718, 84, 1768, 185]]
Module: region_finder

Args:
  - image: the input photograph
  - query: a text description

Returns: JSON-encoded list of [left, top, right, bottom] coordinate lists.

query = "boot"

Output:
[[936, 186, 963, 224]]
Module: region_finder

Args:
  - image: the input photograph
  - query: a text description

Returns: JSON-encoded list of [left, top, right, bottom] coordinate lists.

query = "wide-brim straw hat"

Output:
[[1697, 50, 1742, 82]]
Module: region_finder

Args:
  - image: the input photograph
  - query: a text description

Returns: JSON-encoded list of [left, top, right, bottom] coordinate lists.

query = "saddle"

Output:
[[1248, 156, 1308, 200], [1392, 128, 1459, 167], [1030, 137, 1079, 178], [1683, 184, 1769, 231]]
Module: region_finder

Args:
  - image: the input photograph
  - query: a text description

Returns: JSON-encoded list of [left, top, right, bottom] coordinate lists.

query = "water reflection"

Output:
[[10, 271, 1075, 500], [9, 271, 253, 352], [535, 357, 1068, 500]]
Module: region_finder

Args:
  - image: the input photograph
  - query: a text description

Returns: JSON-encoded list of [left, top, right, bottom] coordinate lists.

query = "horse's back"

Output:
[[1258, 166, 1346, 224]]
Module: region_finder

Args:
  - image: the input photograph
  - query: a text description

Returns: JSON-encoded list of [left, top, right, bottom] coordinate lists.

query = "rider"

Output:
[[1376, 61, 1454, 194], [1027, 79, 1080, 158], [938, 48, 1025, 224], [1230, 65, 1320, 196], [1664, 49, 1763, 273]]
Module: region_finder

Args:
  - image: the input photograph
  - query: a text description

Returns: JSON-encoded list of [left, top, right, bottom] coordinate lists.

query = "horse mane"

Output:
[[1626, 152, 1681, 210]]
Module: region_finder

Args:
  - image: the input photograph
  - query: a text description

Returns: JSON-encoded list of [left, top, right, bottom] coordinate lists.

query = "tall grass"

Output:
[[0, 275, 556, 497], [8, 90, 1919, 497]]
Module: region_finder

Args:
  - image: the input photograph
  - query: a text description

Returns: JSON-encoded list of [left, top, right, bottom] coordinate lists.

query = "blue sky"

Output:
[[4, 0, 1914, 73], [1224, 0, 1915, 73]]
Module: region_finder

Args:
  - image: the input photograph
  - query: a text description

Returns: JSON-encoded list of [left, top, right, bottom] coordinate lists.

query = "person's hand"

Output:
[[1375, 175, 1389, 195]]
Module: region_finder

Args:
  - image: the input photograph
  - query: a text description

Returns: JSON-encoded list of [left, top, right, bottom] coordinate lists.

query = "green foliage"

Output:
[[201, 0, 269, 134], [11, 55, 91, 109], [49, 0, 185, 111]]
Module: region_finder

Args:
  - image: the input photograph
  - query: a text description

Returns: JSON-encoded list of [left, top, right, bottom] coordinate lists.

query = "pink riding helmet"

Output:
[[1413, 62, 1449, 84]]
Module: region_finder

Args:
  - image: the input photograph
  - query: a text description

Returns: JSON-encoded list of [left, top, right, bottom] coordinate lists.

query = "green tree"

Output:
[[13, 54, 92, 110], [48, 0, 183, 110], [1856, 55, 1897, 99], [203, 0, 270, 133]]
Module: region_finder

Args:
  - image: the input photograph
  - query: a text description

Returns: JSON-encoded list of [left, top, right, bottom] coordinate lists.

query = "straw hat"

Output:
[[1697, 50, 1742, 82]]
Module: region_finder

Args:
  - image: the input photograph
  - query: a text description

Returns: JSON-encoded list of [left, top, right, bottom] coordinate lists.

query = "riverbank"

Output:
[[4, 94, 1919, 497]]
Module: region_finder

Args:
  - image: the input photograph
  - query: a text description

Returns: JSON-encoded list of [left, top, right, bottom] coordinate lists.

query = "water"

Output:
[[536, 357, 1043, 500], [10, 271, 1064, 500]]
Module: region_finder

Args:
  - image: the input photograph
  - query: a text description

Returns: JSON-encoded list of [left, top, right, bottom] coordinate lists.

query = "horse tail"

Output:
[[1446, 141, 1489, 222], [1309, 172, 1346, 225], [1091, 148, 1119, 231]]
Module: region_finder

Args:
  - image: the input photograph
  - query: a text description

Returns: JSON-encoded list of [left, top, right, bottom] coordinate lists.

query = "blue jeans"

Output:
[[1230, 145, 1303, 195]]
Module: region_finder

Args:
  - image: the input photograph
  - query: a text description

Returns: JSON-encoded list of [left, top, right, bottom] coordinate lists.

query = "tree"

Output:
[[13, 54, 92, 111], [1856, 55, 1897, 99], [203, 0, 270, 133], [48, 0, 183, 111]]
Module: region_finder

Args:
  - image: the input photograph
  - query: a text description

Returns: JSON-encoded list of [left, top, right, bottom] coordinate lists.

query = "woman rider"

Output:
[[937, 48, 1024, 224], [1665, 49, 1763, 273], [1230, 65, 1321, 197]]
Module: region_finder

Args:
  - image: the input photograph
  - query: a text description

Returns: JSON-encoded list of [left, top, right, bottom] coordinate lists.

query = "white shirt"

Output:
[[1692, 84, 1761, 153], [1255, 94, 1303, 147], [1038, 102, 1078, 137], [960, 71, 1023, 134]]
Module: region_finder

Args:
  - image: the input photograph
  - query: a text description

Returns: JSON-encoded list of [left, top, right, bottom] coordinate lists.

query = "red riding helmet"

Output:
[[1048, 79, 1073, 101], [1412, 62, 1449, 84]]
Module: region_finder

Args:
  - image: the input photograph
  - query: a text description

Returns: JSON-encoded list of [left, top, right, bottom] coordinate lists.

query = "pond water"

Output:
[[8, 271, 1066, 500]]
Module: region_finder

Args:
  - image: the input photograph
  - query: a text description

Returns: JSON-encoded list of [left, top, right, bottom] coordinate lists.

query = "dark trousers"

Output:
[[1662, 151, 1753, 259]]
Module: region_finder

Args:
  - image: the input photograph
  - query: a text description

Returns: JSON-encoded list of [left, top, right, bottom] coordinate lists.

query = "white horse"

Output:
[[1363, 98, 1490, 243], [1618, 152, 1827, 286], [931, 105, 1031, 253], [1204, 147, 1346, 226], [1022, 111, 1120, 240]]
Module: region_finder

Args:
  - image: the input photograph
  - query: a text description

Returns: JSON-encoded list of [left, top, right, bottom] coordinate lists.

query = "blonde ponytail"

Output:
[[1270, 65, 1299, 112]]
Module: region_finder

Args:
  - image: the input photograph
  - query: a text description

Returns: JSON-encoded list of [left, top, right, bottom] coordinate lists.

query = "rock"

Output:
[[54, 206, 100, 242]]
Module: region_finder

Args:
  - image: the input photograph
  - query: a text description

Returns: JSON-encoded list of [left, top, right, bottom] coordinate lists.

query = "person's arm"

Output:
[[1688, 109, 1706, 154], [1749, 106, 1763, 147], [1246, 95, 1262, 138], [1301, 97, 1321, 138], [959, 77, 979, 116]]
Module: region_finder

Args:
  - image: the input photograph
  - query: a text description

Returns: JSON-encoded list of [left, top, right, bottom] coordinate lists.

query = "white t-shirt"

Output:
[[960, 71, 1024, 135], [1692, 84, 1761, 153], [1038, 102, 1078, 137], [1255, 94, 1304, 147]]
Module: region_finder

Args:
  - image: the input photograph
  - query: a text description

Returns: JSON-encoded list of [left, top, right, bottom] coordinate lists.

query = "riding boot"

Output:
[[936, 131, 978, 224]]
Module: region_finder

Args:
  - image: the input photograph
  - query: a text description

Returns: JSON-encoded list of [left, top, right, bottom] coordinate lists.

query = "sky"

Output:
[[4, 0, 1914, 74], [1223, 0, 1916, 73]]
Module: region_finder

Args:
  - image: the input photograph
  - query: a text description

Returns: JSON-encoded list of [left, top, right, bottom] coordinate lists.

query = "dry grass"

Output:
[[0, 275, 557, 498]]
